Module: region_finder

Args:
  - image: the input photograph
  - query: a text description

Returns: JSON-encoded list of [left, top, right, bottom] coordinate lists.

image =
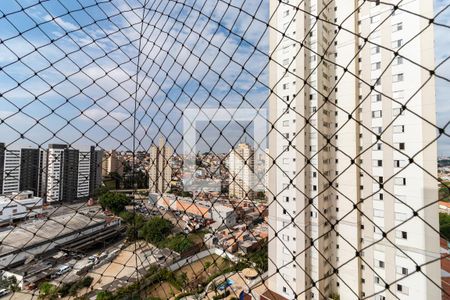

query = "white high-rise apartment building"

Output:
[[149, 138, 173, 194], [267, 1, 440, 300], [46, 144, 65, 202], [77, 151, 90, 198], [2, 150, 21, 194], [228, 142, 255, 200]]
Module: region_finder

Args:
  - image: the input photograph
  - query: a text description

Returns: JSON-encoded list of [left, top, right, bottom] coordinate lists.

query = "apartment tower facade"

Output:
[[47, 144, 102, 202], [267, 1, 440, 300], [228, 142, 255, 200], [149, 138, 173, 194], [102, 150, 124, 177]]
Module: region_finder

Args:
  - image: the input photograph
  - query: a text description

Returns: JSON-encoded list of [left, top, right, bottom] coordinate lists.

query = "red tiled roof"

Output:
[[442, 238, 449, 250], [442, 255, 450, 274], [440, 201, 450, 209]]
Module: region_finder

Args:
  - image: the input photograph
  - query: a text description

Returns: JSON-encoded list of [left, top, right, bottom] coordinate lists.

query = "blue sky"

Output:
[[0, 0, 448, 156]]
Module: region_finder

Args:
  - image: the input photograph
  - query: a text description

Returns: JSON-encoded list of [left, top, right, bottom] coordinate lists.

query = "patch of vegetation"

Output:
[[247, 245, 268, 272], [120, 213, 198, 254], [212, 290, 230, 300], [58, 276, 93, 297], [440, 213, 450, 240], [39, 277, 93, 299], [98, 192, 131, 215], [139, 217, 174, 244], [0, 275, 19, 292], [233, 245, 268, 273], [439, 182, 450, 202], [330, 293, 340, 300], [38, 282, 58, 299], [159, 233, 194, 253], [119, 211, 146, 241], [95, 267, 185, 300]]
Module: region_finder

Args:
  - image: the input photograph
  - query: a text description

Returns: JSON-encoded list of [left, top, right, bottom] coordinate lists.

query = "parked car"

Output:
[[0, 289, 10, 297], [55, 265, 71, 276]]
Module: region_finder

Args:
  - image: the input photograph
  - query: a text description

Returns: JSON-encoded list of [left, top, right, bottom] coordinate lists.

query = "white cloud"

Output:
[[43, 15, 79, 31]]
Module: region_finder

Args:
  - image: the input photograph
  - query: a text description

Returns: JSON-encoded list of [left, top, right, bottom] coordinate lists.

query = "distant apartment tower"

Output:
[[20, 148, 47, 197], [89, 146, 103, 197], [267, 1, 440, 300], [46, 144, 67, 202], [47, 144, 102, 202], [102, 150, 123, 176], [77, 151, 90, 199], [228, 142, 255, 200], [2, 149, 21, 194], [149, 138, 173, 194], [0, 143, 4, 193], [0, 144, 47, 197]]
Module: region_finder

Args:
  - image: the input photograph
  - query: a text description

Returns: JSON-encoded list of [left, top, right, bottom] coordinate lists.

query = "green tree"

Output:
[[96, 290, 113, 300], [39, 282, 58, 299], [162, 234, 194, 253], [178, 272, 188, 288], [119, 212, 146, 241], [440, 213, 450, 240], [330, 293, 340, 300], [81, 276, 94, 287], [98, 192, 131, 215], [94, 185, 110, 198], [0, 276, 19, 291], [204, 261, 212, 269], [139, 217, 173, 244], [109, 171, 122, 189]]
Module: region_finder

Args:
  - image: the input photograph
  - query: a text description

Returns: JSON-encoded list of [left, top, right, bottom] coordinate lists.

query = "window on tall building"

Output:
[[372, 110, 382, 118], [393, 107, 404, 116], [394, 56, 403, 65], [373, 160, 383, 167], [370, 15, 381, 23], [393, 125, 405, 133], [371, 46, 380, 55], [372, 94, 381, 102], [392, 39, 403, 49], [393, 22, 403, 32], [397, 266, 408, 275], [394, 177, 407, 186], [393, 90, 404, 101], [393, 73, 404, 82], [372, 62, 381, 70]]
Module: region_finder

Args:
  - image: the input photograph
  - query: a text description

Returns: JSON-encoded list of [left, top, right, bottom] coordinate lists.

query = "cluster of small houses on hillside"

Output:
[[149, 193, 269, 254]]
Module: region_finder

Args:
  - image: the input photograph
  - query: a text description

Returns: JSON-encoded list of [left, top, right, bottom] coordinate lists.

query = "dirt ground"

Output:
[[177, 254, 228, 280], [88, 241, 155, 291], [145, 254, 231, 298], [147, 281, 180, 299]]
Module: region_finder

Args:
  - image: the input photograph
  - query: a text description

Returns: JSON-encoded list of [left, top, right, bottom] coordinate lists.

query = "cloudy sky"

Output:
[[0, 0, 448, 155]]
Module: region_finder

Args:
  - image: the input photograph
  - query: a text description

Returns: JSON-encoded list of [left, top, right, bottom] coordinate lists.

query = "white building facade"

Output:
[[228, 143, 255, 200], [3, 150, 21, 194], [77, 151, 90, 198], [149, 138, 173, 194], [267, 1, 440, 300], [46, 145, 65, 202]]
